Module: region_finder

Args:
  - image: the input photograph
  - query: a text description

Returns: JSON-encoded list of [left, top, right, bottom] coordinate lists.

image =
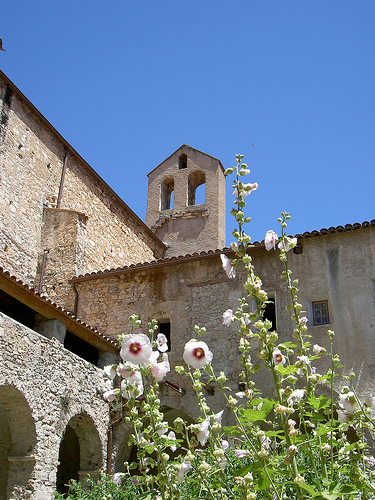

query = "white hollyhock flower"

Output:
[[183, 340, 213, 369], [233, 182, 258, 198], [298, 355, 310, 366], [156, 333, 168, 352], [121, 379, 144, 399], [273, 348, 286, 366], [222, 309, 235, 326], [120, 333, 153, 365], [313, 344, 324, 355], [278, 237, 298, 252], [177, 462, 192, 483], [264, 230, 278, 251], [167, 431, 177, 452], [150, 353, 170, 382], [103, 365, 117, 380], [103, 389, 118, 402], [288, 389, 305, 405], [220, 254, 236, 279], [196, 417, 210, 446], [235, 449, 249, 458], [221, 440, 229, 451], [339, 391, 357, 414], [213, 410, 224, 426]]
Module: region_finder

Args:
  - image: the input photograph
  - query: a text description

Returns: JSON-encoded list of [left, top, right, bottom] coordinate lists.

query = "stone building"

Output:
[[1, 69, 375, 498]]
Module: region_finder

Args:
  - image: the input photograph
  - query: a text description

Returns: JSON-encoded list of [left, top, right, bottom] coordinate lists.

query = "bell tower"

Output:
[[146, 145, 226, 257]]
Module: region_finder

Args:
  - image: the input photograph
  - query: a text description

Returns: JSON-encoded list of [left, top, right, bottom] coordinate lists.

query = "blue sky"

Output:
[[1, 1, 374, 245]]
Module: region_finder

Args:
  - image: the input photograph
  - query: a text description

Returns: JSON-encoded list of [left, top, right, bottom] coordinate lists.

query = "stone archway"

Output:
[[113, 406, 195, 473], [0, 385, 37, 499], [56, 413, 103, 493]]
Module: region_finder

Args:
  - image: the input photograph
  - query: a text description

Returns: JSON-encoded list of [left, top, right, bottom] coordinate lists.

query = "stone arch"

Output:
[[0, 385, 37, 500], [188, 170, 205, 206], [56, 412, 103, 493], [160, 176, 174, 211]]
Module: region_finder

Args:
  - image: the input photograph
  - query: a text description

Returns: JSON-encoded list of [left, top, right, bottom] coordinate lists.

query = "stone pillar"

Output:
[[33, 314, 66, 343]]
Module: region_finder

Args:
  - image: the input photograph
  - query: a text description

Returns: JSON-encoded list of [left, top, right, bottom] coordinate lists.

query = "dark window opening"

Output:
[[178, 154, 187, 169], [0, 289, 36, 328], [64, 331, 99, 365], [313, 300, 330, 326], [161, 177, 174, 210], [263, 298, 276, 331], [158, 320, 171, 351]]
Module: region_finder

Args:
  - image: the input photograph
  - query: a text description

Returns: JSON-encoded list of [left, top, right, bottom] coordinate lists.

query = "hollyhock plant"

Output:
[[220, 253, 236, 279], [183, 340, 213, 369], [278, 236, 298, 252], [120, 333, 153, 365]]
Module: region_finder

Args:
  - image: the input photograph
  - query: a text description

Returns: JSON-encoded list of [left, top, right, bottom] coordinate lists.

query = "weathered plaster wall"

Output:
[[288, 227, 375, 397], [0, 312, 111, 499], [146, 146, 226, 256], [0, 76, 162, 309]]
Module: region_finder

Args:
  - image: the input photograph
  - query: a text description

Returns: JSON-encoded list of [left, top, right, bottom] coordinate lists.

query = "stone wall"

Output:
[[0, 74, 164, 310], [0, 312, 111, 499], [73, 226, 375, 421]]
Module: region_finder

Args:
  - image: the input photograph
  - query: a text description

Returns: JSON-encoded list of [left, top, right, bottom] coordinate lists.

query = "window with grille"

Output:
[[312, 300, 330, 326]]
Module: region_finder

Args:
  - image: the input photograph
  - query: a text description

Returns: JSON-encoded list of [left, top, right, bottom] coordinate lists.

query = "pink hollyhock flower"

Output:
[[183, 340, 213, 369], [273, 348, 286, 366], [167, 431, 177, 452], [150, 353, 170, 382], [264, 230, 278, 251], [156, 333, 168, 352], [120, 333, 153, 365], [103, 365, 117, 380], [299, 316, 308, 326], [220, 254, 236, 279], [197, 417, 210, 446], [235, 449, 249, 458], [222, 309, 235, 326], [278, 237, 298, 252], [117, 363, 142, 382], [177, 462, 192, 483]]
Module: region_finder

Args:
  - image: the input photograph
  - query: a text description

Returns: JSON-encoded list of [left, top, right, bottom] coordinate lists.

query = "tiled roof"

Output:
[[0, 266, 119, 352], [70, 219, 375, 283]]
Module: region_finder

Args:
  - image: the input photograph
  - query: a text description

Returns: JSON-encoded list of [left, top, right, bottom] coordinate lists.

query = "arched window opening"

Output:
[[56, 425, 80, 494], [160, 176, 174, 211], [188, 170, 205, 206], [0, 386, 37, 499], [178, 154, 187, 169]]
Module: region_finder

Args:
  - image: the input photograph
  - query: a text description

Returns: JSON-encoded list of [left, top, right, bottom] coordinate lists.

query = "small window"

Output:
[[179, 154, 187, 169], [312, 300, 330, 326], [158, 320, 171, 351], [188, 170, 206, 206], [263, 298, 276, 331]]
